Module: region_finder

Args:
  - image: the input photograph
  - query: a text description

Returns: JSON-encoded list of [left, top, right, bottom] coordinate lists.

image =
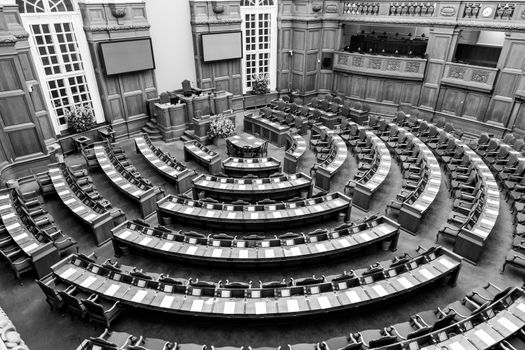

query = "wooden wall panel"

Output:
[[17, 53, 35, 82], [0, 59, 22, 92], [293, 30, 305, 50], [486, 98, 512, 125], [365, 78, 382, 101], [125, 94, 146, 118], [439, 88, 465, 116], [8, 129, 42, 157], [463, 93, 489, 120], [0, 95, 32, 126]]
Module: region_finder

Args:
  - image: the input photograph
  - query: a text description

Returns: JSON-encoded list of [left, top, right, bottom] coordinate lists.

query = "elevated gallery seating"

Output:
[[74, 284, 524, 350], [134, 134, 194, 194], [345, 129, 392, 211], [310, 125, 348, 191], [0, 306, 29, 350], [221, 157, 281, 178], [396, 116, 500, 263], [94, 142, 163, 218], [379, 123, 441, 233], [157, 193, 352, 230], [43, 163, 124, 246], [191, 172, 312, 202], [283, 133, 307, 174], [183, 140, 222, 175], [111, 216, 400, 266], [43, 246, 461, 319]]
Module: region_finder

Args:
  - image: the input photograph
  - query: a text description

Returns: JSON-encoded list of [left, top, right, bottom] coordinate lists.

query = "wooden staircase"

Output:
[[141, 118, 162, 140]]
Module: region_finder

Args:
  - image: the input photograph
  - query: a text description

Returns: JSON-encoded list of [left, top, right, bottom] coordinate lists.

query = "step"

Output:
[[148, 134, 163, 140], [142, 126, 161, 135], [180, 134, 193, 142], [145, 121, 158, 129]]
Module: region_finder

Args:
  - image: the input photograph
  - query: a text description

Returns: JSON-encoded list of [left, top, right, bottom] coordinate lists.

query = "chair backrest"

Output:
[[333, 96, 343, 105], [503, 133, 516, 145]]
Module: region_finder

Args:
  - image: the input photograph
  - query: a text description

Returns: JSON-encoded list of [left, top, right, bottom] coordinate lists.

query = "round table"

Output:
[[226, 134, 266, 158]]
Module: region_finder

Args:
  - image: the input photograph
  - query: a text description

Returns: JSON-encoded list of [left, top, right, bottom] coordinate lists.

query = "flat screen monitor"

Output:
[[201, 32, 242, 62], [100, 39, 155, 75]]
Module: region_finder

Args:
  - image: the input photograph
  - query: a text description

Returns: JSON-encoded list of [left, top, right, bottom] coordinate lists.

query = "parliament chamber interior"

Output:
[[2, 0, 525, 349]]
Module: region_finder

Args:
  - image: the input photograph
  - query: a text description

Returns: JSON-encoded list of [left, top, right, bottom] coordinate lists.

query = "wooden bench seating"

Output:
[[222, 157, 281, 178], [346, 130, 392, 211], [183, 140, 222, 174], [191, 172, 312, 202], [283, 133, 307, 174], [157, 192, 351, 230], [94, 142, 163, 218], [135, 134, 194, 194], [111, 216, 400, 265], [44, 246, 461, 319], [46, 163, 124, 246]]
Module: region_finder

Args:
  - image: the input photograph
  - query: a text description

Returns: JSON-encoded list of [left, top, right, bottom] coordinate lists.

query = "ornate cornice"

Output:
[[190, 19, 242, 25], [14, 32, 29, 40], [83, 24, 150, 32], [0, 35, 17, 47]]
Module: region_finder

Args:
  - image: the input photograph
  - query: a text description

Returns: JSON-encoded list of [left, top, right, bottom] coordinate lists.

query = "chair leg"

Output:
[[500, 261, 507, 274]]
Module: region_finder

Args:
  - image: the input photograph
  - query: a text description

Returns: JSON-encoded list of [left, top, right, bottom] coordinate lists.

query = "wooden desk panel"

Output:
[[222, 157, 281, 178]]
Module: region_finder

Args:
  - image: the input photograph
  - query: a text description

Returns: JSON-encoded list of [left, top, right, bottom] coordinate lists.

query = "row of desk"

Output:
[[157, 192, 352, 231], [192, 172, 312, 202], [221, 157, 281, 178], [350, 130, 392, 211], [135, 134, 193, 194], [0, 189, 59, 279], [243, 112, 292, 147], [283, 133, 307, 174], [94, 142, 162, 218], [183, 140, 222, 175], [48, 164, 119, 246], [379, 123, 442, 233], [311, 125, 348, 191], [50, 246, 461, 318], [111, 216, 400, 266]]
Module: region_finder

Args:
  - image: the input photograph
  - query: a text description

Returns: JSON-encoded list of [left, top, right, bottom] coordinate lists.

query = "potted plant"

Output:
[[65, 104, 95, 133], [244, 73, 278, 109], [207, 114, 236, 147]]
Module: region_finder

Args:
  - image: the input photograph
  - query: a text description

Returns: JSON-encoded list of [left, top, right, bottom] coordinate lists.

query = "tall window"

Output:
[[17, 0, 103, 134], [240, 0, 277, 94]]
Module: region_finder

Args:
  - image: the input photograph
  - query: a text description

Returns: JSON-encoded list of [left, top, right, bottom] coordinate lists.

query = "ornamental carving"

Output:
[[338, 55, 349, 65], [343, 2, 380, 15], [440, 6, 456, 16], [352, 56, 363, 67], [369, 59, 382, 69], [325, 4, 338, 13], [386, 60, 400, 71], [521, 9, 525, 19], [448, 67, 466, 79], [406, 62, 421, 73], [463, 3, 481, 18], [471, 70, 489, 83], [495, 3, 515, 20], [389, 2, 435, 16]]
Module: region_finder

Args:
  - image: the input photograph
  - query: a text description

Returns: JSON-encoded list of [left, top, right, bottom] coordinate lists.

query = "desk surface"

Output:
[[222, 157, 281, 170], [359, 132, 392, 192], [193, 173, 311, 194], [228, 134, 265, 148], [285, 133, 307, 160], [135, 135, 189, 179]]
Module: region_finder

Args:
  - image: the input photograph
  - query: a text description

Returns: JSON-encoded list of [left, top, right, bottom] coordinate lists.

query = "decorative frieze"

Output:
[[333, 52, 427, 80], [495, 3, 515, 19], [442, 62, 498, 92], [463, 3, 481, 18]]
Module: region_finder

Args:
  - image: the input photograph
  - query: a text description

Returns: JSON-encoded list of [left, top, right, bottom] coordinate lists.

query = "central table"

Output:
[[227, 134, 266, 158]]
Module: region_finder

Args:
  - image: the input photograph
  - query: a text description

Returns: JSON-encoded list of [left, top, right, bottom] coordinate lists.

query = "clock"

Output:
[[482, 7, 493, 17]]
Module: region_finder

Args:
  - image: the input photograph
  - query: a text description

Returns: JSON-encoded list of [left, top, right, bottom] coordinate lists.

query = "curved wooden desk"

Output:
[[157, 193, 351, 231], [192, 172, 312, 202], [222, 157, 281, 178], [135, 134, 193, 194], [49, 246, 461, 319], [283, 133, 307, 174], [111, 216, 400, 266]]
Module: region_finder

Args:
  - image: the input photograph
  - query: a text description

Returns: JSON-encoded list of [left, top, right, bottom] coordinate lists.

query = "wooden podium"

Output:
[[31, 242, 60, 278], [454, 228, 484, 264], [398, 203, 423, 234]]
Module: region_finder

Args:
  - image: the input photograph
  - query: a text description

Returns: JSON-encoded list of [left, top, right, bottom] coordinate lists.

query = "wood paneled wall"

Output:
[[0, 4, 49, 179], [189, 1, 242, 96], [78, 1, 157, 139]]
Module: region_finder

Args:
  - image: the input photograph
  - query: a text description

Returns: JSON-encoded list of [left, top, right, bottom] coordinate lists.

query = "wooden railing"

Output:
[[441, 62, 498, 92]]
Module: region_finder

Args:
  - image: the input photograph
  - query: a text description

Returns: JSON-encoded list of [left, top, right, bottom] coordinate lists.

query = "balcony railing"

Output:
[[441, 62, 498, 92], [333, 51, 427, 80]]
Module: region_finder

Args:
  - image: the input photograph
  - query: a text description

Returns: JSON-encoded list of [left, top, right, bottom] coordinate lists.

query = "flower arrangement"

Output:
[[250, 73, 270, 95], [65, 104, 95, 133], [207, 114, 236, 140]]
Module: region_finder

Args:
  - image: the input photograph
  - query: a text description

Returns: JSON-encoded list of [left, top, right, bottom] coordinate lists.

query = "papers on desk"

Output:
[[80, 276, 97, 288], [105, 284, 121, 297], [474, 329, 495, 346], [131, 290, 148, 303], [60, 267, 77, 279], [160, 295, 175, 308], [255, 301, 266, 314]]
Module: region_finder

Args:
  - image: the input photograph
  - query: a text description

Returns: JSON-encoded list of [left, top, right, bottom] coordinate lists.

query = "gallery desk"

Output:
[[157, 192, 352, 231], [183, 140, 222, 175], [192, 172, 312, 202]]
